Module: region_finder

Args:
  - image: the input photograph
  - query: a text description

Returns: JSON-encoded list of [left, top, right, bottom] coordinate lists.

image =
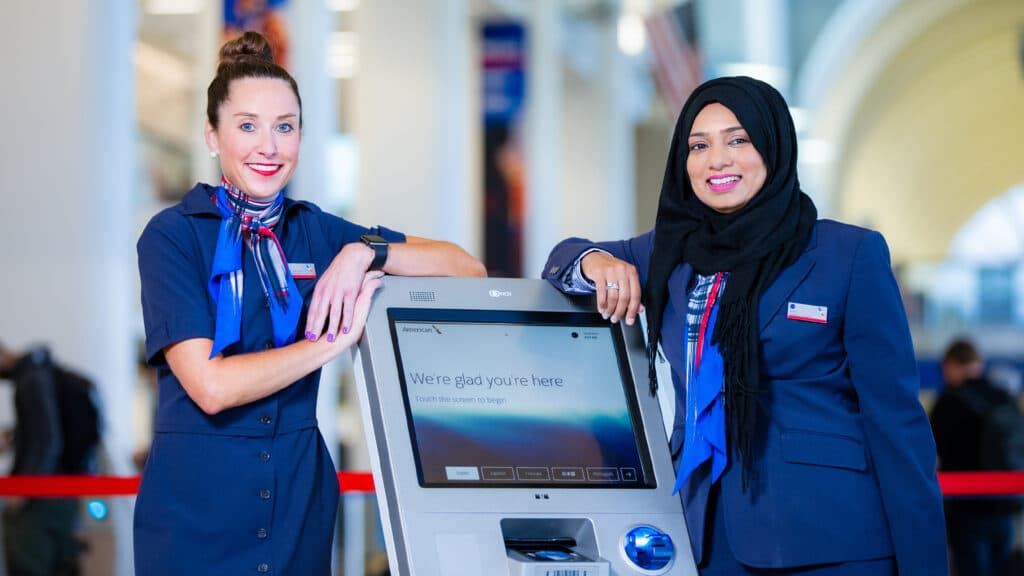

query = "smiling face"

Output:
[[685, 102, 767, 214], [205, 76, 300, 199]]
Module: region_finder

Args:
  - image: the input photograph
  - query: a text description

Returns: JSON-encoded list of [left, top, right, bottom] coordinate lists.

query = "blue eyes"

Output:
[[237, 122, 295, 133]]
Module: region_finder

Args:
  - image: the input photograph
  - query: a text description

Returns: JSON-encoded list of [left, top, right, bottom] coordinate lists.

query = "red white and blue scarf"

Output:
[[208, 178, 301, 358]]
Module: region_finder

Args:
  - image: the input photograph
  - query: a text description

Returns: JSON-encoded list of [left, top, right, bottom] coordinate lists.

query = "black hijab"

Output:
[[646, 76, 817, 486]]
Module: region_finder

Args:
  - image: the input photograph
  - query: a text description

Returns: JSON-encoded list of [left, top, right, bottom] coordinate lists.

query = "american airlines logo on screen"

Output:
[[488, 289, 512, 298]]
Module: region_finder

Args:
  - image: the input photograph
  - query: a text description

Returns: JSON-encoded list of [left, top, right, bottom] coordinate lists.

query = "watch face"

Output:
[[361, 234, 387, 246]]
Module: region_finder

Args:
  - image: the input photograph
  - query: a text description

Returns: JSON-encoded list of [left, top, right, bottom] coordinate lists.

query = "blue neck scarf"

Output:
[[673, 298, 728, 493], [207, 179, 301, 358]]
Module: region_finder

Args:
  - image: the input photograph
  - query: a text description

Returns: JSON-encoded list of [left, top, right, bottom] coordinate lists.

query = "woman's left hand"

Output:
[[304, 242, 374, 342]]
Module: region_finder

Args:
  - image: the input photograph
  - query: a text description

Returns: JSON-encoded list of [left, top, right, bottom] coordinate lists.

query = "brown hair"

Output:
[[942, 338, 981, 366], [206, 31, 302, 129]]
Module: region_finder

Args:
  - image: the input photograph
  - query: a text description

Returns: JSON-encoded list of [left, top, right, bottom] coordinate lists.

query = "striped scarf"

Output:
[[208, 178, 301, 358]]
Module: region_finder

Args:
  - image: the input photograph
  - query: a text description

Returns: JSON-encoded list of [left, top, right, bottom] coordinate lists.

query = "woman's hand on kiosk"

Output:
[[580, 251, 643, 325], [328, 271, 384, 348], [305, 242, 377, 342]]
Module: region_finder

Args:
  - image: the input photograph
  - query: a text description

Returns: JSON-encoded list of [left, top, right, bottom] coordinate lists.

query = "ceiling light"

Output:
[[146, 0, 203, 15]]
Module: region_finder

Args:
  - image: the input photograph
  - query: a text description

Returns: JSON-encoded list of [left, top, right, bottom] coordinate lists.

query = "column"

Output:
[[524, 0, 563, 276], [2, 2, 137, 575], [354, 0, 475, 252]]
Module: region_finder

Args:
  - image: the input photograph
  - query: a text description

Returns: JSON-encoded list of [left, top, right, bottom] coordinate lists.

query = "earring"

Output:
[[209, 151, 218, 159]]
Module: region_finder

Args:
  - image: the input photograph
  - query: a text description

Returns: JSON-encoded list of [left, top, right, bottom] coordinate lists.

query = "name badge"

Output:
[[787, 302, 827, 324], [289, 263, 317, 279]]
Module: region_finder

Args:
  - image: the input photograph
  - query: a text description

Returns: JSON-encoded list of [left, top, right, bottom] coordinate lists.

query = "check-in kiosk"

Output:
[[353, 277, 697, 575]]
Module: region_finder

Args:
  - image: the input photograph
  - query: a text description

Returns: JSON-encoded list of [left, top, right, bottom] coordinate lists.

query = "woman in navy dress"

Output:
[[543, 77, 946, 575], [134, 32, 485, 575]]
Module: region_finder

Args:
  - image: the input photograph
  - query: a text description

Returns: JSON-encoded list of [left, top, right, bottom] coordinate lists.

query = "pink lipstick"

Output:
[[707, 174, 740, 192]]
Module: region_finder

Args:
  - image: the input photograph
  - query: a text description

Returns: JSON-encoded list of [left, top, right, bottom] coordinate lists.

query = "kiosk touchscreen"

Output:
[[353, 277, 696, 576]]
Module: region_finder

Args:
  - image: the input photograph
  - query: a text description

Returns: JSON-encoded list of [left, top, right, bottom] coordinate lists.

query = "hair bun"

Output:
[[218, 31, 274, 67]]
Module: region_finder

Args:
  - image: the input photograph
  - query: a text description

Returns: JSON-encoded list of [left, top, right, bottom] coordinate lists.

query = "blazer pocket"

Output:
[[780, 429, 867, 472]]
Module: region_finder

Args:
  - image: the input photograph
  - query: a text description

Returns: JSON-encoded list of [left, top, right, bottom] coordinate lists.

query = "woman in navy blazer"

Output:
[[543, 77, 946, 575]]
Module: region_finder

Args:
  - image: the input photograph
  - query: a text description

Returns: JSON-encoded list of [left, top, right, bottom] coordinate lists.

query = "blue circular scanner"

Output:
[[87, 499, 108, 521], [623, 525, 674, 571]]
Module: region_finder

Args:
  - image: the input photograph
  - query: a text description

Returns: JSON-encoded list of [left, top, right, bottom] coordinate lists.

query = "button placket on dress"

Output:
[[254, 408, 277, 574]]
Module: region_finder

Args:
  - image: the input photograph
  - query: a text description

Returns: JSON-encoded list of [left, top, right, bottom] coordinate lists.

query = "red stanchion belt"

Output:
[[0, 471, 1021, 498], [0, 472, 375, 497]]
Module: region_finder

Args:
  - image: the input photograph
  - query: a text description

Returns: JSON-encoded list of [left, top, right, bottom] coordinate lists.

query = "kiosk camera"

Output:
[[353, 277, 696, 575]]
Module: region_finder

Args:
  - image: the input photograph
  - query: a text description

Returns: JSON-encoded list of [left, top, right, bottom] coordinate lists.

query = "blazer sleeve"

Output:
[[541, 230, 655, 292], [843, 231, 947, 576]]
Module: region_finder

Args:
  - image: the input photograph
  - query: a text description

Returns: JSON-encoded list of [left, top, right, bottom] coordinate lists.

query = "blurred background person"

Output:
[[0, 342, 101, 576], [931, 338, 1023, 576]]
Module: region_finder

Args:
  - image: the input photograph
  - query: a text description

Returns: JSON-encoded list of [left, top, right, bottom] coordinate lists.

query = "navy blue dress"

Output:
[[135, 183, 404, 575]]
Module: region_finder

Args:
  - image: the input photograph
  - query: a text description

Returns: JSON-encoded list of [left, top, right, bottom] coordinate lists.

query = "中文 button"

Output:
[[257, 563, 269, 573], [259, 489, 271, 500], [257, 528, 268, 539], [259, 451, 270, 462], [260, 415, 272, 424]]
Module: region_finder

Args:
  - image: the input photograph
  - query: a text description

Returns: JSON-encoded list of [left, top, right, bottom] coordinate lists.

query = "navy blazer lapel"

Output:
[[668, 263, 692, 326], [757, 226, 818, 334]]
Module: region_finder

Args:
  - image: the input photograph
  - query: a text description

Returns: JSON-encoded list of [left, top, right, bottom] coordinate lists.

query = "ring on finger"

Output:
[[606, 282, 620, 290]]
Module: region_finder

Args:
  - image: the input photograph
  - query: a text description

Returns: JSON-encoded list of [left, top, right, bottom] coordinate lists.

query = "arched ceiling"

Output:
[[834, 0, 1024, 262]]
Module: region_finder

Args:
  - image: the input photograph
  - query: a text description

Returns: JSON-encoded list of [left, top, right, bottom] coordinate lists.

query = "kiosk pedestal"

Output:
[[353, 278, 697, 575]]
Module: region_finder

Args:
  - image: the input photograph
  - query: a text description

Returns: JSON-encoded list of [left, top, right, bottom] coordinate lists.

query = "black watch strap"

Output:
[[361, 234, 389, 271]]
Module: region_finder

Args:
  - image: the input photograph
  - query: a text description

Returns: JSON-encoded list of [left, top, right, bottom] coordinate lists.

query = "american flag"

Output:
[[645, 1, 702, 120]]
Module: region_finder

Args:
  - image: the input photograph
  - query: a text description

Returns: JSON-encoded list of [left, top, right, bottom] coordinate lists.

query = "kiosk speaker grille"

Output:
[[408, 290, 437, 302]]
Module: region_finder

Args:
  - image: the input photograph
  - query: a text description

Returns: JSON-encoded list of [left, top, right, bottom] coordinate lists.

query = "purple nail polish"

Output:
[[306, 331, 316, 341], [327, 333, 335, 343], [341, 326, 350, 335]]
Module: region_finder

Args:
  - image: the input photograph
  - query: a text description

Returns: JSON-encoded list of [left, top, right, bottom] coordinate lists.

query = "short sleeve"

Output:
[[137, 211, 215, 366]]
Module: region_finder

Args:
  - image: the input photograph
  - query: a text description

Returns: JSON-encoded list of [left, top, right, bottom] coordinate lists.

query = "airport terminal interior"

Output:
[[2, 0, 1024, 574]]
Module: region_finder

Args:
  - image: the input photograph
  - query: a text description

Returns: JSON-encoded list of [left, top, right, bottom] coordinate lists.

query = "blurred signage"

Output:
[[482, 22, 527, 277], [224, 0, 291, 67]]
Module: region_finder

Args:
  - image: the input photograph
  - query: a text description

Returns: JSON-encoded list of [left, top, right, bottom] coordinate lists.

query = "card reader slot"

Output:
[[504, 537, 578, 550]]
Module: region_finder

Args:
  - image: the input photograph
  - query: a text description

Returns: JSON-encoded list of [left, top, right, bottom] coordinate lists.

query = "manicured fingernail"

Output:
[[602, 313, 609, 320], [327, 333, 335, 343], [306, 331, 316, 341], [342, 326, 350, 335]]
